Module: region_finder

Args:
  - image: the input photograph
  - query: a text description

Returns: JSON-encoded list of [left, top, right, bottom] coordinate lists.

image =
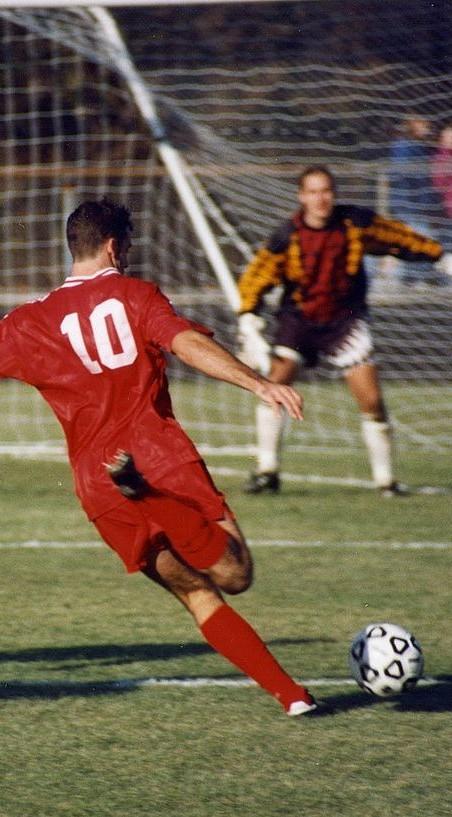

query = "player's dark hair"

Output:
[[298, 165, 336, 192], [66, 198, 133, 260]]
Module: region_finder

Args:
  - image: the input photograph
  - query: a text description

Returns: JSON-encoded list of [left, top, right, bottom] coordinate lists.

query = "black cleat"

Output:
[[379, 481, 409, 498], [105, 450, 151, 499], [243, 471, 280, 494]]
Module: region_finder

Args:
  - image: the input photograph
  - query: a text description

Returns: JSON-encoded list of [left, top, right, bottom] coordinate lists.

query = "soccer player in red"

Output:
[[238, 165, 450, 496], [0, 198, 317, 717]]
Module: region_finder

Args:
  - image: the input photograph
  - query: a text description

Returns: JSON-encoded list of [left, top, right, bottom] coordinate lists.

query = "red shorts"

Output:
[[93, 461, 232, 574]]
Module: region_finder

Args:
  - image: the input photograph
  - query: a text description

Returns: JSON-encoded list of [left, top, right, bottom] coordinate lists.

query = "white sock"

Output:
[[361, 415, 394, 488], [255, 403, 287, 473]]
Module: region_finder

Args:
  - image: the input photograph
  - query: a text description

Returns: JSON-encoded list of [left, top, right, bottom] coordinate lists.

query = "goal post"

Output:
[[90, 5, 240, 313], [0, 2, 451, 477]]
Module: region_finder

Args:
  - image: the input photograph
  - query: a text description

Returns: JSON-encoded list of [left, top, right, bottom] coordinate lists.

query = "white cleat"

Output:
[[287, 698, 318, 717]]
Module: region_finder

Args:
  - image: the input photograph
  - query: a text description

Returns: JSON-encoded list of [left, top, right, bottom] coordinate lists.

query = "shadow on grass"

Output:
[[321, 675, 452, 716], [2, 675, 450, 708], [392, 675, 452, 712], [0, 678, 134, 700], [0, 636, 336, 701], [0, 636, 334, 667], [0, 674, 450, 707], [0, 642, 213, 666]]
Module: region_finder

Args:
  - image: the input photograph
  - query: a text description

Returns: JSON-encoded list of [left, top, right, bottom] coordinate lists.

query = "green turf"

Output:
[[0, 456, 451, 817], [1, 378, 452, 455]]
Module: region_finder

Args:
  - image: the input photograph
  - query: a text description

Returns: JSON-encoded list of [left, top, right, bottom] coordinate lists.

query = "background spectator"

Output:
[[431, 123, 452, 252], [388, 116, 443, 285]]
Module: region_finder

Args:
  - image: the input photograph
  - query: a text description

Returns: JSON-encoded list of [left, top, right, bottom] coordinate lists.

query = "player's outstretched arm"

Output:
[[171, 329, 303, 420]]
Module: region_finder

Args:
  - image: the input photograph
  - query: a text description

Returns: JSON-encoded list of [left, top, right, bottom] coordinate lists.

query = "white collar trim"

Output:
[[64, 267, 120, 284]]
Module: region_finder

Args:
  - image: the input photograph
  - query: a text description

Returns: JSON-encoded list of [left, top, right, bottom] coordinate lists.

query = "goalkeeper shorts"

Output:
[[93, 460, 233, 573], [274, 311, 373, 370]]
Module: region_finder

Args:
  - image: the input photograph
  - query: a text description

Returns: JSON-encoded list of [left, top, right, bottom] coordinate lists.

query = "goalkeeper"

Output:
[[237, 165, 450, 496]]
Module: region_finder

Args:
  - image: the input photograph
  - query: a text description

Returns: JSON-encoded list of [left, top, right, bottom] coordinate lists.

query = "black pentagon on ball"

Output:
[[410, 636, 422, 652], [384, 659, 404, 679], [367, 625, 386, 638], [390, 636, 410, 654], [351, 639, 365, 661], [361, 664, 379, 682]]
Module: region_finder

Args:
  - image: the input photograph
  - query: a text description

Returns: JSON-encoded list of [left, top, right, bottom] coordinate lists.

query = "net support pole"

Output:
[[90, 6, 241, 312]]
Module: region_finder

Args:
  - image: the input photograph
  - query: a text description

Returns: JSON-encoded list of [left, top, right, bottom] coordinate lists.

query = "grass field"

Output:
[[1, 378, 452, 455], [0, 451, 451, 817]]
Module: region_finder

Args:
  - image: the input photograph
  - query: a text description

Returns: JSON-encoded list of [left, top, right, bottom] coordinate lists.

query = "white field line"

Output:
[[0, 676, 442, 692], [114, 675, 444, 690], [209, 466, 452, 494], [210, 465, 374, 488], [1, 444, 373, 486], [250, 540, 452, 549], [0, 445, 450, 493], [0, 539, 450, 550], [0, 443, 67, 460]]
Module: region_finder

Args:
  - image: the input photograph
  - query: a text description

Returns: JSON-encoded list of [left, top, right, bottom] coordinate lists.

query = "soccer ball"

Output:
[[349, 622, 424, 697]]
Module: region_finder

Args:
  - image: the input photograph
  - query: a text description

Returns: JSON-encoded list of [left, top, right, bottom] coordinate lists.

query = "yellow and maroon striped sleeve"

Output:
[[238, 220, 293, 314], [361, 214, 443, 262], [238, 246, 285, 314]]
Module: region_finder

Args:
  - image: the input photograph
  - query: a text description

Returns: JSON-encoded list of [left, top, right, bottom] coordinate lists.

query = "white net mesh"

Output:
[[0, 3, 451, 466]]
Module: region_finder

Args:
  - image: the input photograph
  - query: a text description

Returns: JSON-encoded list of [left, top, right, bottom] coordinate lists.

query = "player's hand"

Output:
[[237, 312, 271, 375], [254, 381, 303, 421]]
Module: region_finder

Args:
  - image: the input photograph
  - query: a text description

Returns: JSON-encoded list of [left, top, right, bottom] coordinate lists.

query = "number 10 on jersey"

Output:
[[60, 298, 138, 373]]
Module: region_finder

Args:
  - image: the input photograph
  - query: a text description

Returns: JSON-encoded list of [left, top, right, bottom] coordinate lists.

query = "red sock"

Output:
[[200, 603, 313, 711]]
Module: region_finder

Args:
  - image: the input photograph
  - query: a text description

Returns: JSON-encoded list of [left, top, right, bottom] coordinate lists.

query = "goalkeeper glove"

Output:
[[237, 312, 271, 375], [105, 450, 150, 499], [435, 252, 452, 277]]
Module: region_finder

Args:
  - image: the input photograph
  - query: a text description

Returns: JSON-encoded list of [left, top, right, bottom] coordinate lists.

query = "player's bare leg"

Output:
[[206, 516, 253, 593], [344, 361, 404, 495], [142, 545, 225, 624], [244, 355, 299, 494], [343, 360, 385, 417], [268, 355, 299, 386], [142, 517, 251, 621], [141, 529, 317, 716]]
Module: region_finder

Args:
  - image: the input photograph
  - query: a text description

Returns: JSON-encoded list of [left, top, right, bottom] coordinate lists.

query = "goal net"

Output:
[[0, 3, 451, 476]]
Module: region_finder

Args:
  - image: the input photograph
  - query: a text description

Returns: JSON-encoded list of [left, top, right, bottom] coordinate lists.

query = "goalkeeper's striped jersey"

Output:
[[238, 205, 443, 323], [0, 269, 209, 520]]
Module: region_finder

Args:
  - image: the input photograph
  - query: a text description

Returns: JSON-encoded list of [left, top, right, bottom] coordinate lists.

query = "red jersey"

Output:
[[0, 268, 210, 519], [293, 218, 350, 322]]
